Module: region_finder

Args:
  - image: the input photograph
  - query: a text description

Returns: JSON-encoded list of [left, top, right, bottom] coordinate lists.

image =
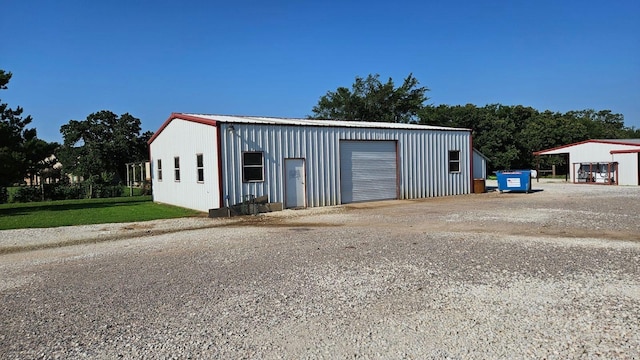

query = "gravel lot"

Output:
[[1, 181, 639, 359]]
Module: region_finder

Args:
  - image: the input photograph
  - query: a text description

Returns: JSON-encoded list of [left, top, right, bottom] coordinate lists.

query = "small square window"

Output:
[[449, 150, 460, 173], [174, 156, 181, 181], [243, 152, 264, 182], [196, 154, 204, 182]]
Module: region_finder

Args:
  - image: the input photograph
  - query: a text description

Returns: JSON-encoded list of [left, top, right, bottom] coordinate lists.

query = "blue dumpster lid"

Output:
[[495, 170, 531, 175]]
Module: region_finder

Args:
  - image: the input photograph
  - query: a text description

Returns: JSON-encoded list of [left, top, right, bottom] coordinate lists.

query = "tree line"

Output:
[[311, 73, 640, 171], [2, 69, 638, 203], [0, 69, 151, 203]]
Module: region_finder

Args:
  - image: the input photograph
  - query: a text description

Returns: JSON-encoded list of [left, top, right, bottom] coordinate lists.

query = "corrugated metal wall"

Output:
[[220, 123, 471, 208], [473, 151, 487, 179]]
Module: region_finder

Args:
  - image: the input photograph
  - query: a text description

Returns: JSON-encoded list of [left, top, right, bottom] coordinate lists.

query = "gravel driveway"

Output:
[[1, 181, 639, 359]]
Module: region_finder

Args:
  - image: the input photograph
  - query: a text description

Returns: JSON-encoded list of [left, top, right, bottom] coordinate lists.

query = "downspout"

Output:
[[469, 131, 474, 193], [147, 135, 154, 202], [566, 154, 570, 182], [216, 123, 225, 210]]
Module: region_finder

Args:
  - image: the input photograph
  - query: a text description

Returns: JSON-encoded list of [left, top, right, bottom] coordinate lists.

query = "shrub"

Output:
[[13, 186, 42, 203], [0, 187, 8, 204], [93, 184, 124, 198], [9, 182, 128, 203], [45, 183, 82, 200]]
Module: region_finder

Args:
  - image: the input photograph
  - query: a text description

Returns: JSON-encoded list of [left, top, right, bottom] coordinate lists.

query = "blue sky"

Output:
[[2, 0, 639, 143]]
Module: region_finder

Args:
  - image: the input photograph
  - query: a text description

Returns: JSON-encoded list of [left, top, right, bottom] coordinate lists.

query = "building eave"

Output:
[[148, 113, 218, 145], [533, 139, 640, 156]]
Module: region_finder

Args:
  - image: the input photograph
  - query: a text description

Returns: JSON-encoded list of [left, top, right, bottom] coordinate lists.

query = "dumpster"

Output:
[[496, 170, 532, 193]]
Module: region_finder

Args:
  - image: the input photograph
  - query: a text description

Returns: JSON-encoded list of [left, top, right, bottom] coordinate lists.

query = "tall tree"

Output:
[[568, 109, 627, 139], [420, 103, 634, 172], [312, 75, 637, 172], [310, 73, 429, 123], [59, 111, 147, 183], [0, 70, 37, 188], [23, 134, 60, 186], [419, 103, 483, 129]]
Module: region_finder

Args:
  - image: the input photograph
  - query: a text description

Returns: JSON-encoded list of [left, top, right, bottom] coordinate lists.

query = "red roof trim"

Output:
[[148, 113, 217, 144], [533, 139, 640, 155], [610, 148, 640, 154]]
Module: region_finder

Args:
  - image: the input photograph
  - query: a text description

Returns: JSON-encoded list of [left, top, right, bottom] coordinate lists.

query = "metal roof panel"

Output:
[[181, 113, 470, 132]]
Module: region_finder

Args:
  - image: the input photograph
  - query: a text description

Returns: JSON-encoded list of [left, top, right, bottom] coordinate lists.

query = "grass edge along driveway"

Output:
[[0, 196, 203, 230]]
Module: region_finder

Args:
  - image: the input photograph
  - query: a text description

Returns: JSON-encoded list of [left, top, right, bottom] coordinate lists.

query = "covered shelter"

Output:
[[533, 139, 640, 186]]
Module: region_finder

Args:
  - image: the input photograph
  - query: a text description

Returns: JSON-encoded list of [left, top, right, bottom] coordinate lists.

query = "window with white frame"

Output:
[[243, 152, 264, 182], [448, 150, 460, 173], [174, 156, 181, 181], [157, 159, 162, 181], [196, 154, 204, 182]]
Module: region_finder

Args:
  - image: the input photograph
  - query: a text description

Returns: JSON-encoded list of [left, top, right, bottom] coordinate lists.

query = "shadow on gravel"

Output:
[[0, 223, 224, 255], [491, 188, 545, 194], [481, 186, 544, 194], [0, 198, 150, 217]]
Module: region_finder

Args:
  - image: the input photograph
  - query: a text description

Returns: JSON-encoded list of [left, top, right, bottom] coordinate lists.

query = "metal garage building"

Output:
[[148, 113, 474, 212], [534, 139, 640, 186]]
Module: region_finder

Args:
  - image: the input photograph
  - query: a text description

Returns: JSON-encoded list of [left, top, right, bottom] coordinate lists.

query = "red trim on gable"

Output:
[[533, 139, 640, 155], [148, 113, 217, 144], [610, 148, 640, 154]]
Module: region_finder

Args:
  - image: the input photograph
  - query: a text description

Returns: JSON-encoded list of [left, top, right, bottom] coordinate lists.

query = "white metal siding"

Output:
[[149, 121, 219, 212], [473, 150, 487, 179], [340, 141, 397, 203], [219, 123, 471, 208], [612, 152, 640, 186], [542, 142, 639, 185], [567, 143, 622, 164]]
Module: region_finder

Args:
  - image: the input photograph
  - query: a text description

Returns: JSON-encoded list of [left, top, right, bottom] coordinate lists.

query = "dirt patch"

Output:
[[120, 223, 156, 231]]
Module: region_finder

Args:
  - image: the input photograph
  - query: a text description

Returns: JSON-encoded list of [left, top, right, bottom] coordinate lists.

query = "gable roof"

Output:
[[149, 113, 471, 144], [473, 148, 490, 161], [148, 113, 217, 144], [533, 139, 640, 155]]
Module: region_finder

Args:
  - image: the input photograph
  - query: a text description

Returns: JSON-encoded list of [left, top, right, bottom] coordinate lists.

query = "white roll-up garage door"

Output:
[[340, 140, 397, 203]]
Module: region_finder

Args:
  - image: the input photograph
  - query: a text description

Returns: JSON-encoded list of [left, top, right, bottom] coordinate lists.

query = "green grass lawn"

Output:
[[0, 196, 203, 230]]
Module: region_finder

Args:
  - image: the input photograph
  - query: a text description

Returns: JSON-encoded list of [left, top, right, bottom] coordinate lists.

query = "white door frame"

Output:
[[284, 158, 307, 208]]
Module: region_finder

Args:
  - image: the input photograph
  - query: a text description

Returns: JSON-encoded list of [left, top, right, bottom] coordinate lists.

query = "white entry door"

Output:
[[285, 158, 306, 208]]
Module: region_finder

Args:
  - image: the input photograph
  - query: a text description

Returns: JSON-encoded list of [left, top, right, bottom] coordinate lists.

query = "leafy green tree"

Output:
[[518, 111, 589, 168], [0, 70, 42, 188], [310, 73, 429, 123], [59, 111, 147, 184], [567, 109, 628, 139], [23, 135, 60, 186], [420, 104, 537, 171], [621, 126, 640, 139], [314, 75, 637, 172], [1, 70, 61, 202], [475, 104, 526, 170], [420, 103, 634, 172]]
